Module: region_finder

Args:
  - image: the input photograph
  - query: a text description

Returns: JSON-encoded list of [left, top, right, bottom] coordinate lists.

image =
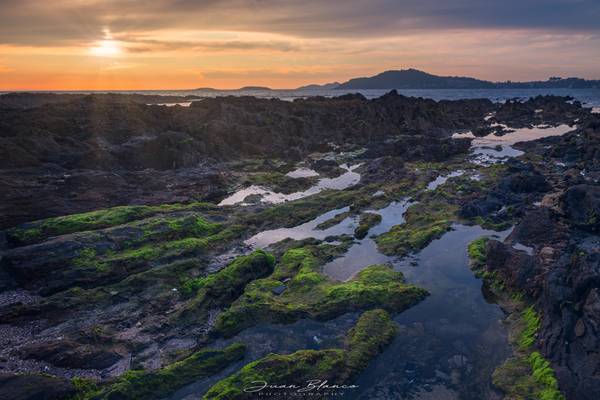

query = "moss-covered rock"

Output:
[[72, 343, 246, 400], [213, 247, 427, 337], [204, 309, 397, 400], [375, 162, 513, 257], [375, 200, 456, 256], [354, 212, 382, 239], [2, 208, 242, 296], [315, 210, 354, 230], [467, 240, 564, 400], [176, 250, 276, 325], [467, 237, 489, 267], [344, 308, 398, 370], [7, 202, 215, 245], [374, 160, 516, 257], [492, 329, 564, 400]]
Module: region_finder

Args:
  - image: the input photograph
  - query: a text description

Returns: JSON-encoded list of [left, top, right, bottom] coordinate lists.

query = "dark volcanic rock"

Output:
[[485, 240, 538, 293], [0, 166, 227, 229], [506, 208, 566, 246], [0, 91, 493, 171], [562, 185, 600, 232], [363, 135, 471, 161], [477, 117, 600, 400], [0, 91, 497, 227], [0, 92, 587, 228], [18, 340, 123, 370], [0, 373, 75, 400], [493, 95, 586, 128], [499, 161, 550, 194], [459, 160, 550, 223]]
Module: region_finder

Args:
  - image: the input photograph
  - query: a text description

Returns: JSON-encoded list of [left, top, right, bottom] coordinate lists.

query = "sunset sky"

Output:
[[0, 0, 599, 90]]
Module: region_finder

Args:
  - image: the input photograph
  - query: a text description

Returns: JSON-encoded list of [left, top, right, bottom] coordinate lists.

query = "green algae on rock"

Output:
[[176, 250, 276, 326], [7, 202, 216, 246], [374, 161, 513, 257], [491, 308, 564, 400], [467, 237, 565, 400], [467, 236, 489, 267], [71, 343, 246, 400], [204, 309, 397, 400], [375, 200, 457, 256], [182, 250, 275, 300], [315, 210, 354, 230], [213, 246, 427, 338], [354, 212, 382, 239], [16, 224, 241, 295]]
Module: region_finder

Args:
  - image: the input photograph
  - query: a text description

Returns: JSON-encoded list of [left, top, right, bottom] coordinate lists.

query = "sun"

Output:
[[89, 40, 122, 57]]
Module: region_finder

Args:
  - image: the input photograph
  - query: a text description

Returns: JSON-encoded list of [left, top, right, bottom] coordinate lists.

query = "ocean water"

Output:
[[3, 88, 600, 108]]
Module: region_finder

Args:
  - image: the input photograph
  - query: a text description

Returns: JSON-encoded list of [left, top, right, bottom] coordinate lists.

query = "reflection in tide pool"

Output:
[[348, 225, 512, 400], [153, 102, 192, 107], [427, 171, 465, 191], [512, 242, 534, 256], [245, 207, 358, 248], [323, 200, 413, 281], [285, 167, 320, 178], [453, 124, 573, 165], [219, 163, 361, 206]]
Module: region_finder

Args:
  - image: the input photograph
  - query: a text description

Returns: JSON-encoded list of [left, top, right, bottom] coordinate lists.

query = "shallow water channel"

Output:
[[348, 225, 512, 400], [218, 163, 361, 206], [453, 124, 573, 165]]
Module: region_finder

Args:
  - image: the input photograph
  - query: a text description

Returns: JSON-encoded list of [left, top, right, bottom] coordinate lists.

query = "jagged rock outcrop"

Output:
[[0, 92, 585, 228], [477, 117, 600, 400]]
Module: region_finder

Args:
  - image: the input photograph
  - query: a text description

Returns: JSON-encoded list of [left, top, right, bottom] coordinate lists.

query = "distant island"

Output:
[[296, 68, 600, 90], [237, 86, 272, 91], [296, 82, 341, 91], [192, 86, 272, 91], [190, 69, 599, 91]]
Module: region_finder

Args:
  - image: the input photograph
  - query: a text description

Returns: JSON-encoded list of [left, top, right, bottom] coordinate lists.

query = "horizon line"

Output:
[[1, 68, 599, 93]]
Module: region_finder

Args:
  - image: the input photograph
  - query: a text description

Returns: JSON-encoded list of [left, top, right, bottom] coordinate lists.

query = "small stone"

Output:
[[449, 354, 468, 369], [271, 285, 287, 296], [575, 319, 586, 337]]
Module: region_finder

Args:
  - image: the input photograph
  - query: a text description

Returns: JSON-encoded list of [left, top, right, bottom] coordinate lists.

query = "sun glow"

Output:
[[89, 40, 122, 57]]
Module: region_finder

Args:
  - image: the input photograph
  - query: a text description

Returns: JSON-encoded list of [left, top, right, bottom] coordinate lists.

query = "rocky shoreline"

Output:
[[0, 92, 597, 399], [0, 92, 586, 228], [467, 118, 600, 400]]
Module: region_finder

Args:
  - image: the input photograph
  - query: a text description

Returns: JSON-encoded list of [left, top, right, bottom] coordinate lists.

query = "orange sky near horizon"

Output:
[[0, 1, 599, 90]]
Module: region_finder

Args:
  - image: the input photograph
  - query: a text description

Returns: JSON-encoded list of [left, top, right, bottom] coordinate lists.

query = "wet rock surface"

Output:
[[476, 114, 600, 400], [0, 92, 585, 228], [0, 92, 596, 399]]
